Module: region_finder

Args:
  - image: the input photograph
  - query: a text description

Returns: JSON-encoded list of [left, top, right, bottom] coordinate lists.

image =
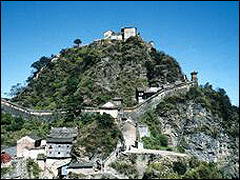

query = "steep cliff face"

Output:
[[13, 36, 184, 109], [139, 86, 239, 178]]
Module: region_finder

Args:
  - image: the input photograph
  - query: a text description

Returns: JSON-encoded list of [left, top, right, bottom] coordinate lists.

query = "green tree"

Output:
[[74, 39, 82, 48], [64, 94, 83, 122], [31, 56, 51, 73], [9, 83, 25, 98], [96, 112, 114, 127]]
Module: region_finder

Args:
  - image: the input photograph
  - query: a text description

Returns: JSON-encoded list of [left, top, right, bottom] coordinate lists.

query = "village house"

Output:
[[17, 134, 45, 159], [42, 127, 79, 177], [1, 151, 12, 165], [46, 127, 78, 159], [57, 161, 96, 178], [99, 101, 119, 119], [2, 146, 17, 159]]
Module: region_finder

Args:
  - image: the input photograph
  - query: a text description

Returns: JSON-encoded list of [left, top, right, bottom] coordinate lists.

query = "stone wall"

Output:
[[123, 82, 194, 120], [1, 81, 195, 122], [1, 99, 54, 121]]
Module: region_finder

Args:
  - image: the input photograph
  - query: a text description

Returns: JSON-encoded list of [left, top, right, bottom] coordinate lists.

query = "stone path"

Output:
[[125, 148, 189, 157]]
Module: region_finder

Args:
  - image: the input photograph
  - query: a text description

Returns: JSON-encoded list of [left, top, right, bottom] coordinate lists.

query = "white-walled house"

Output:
[[17, 135, 43, 158]]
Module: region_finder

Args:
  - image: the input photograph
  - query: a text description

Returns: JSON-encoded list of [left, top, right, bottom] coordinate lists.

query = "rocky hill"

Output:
[[2, 32, 239, 179], [12, 36, 184, 109]]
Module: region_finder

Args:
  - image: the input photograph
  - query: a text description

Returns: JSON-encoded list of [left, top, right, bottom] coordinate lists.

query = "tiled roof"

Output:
[[68, 162, 93, 168], [3, 146, 17, 157], [46, 137, 74, 143], [101, 101, 117, 108], [28, 134, 42, 141], [112, 97, 122, 101], [50, 127, 78, 134], [136, 87, 146, 92], [1, 152, 12, 163], [47, 127, 78, 143]]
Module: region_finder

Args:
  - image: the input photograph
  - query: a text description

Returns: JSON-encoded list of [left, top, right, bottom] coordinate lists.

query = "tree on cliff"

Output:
[[31, 56, 51, 73], [74, 39, 82, 48]]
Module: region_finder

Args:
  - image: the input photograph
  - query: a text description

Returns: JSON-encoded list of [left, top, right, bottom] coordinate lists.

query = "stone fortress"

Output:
[[103, 27, 138, 41]]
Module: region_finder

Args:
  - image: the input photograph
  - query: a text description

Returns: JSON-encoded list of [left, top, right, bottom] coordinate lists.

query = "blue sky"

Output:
[[1, 1, 239, 105]]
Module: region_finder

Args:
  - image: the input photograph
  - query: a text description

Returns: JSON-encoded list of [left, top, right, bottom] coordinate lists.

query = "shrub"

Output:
[[142, 134, 169, 150], [173, 161, 187, 175], [1, 167, 14, 178], [26, 158, 41, 179], [110, 161, 139, 178], [183, 161, 222, 179], [73, 113, 122, 159]]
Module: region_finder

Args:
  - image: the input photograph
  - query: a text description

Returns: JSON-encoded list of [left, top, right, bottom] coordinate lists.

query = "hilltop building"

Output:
[[103, 30, 122, 40], [103, 27, 137, 41], [121, 27, 137, 40]]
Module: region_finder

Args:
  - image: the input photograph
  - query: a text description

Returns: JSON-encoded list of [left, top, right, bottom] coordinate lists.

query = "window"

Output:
[[58, 152, 60, 154], [67, 145, 69, 148], [49, 152, 52, 154], [49, 145, 53, 149], [58, 145, 61, 148]]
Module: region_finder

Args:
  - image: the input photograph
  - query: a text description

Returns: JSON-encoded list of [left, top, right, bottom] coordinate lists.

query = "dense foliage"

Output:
[[1, 111, 123, 159], [1, 113, 51, 147], [72, 113, 123, 159], [26, 158, 41, 179], [110, 160, 139, 178], [1, 167, 14, 178], [143, 157, 224, 179], [140, 110, 171, 150]]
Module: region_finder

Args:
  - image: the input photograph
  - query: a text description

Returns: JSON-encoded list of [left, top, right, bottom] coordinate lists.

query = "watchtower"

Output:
[[121, 27, 137, 40], [112, 97, 122, 107], [136, 87, 145, 103], [191, 71, 198, 86]]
